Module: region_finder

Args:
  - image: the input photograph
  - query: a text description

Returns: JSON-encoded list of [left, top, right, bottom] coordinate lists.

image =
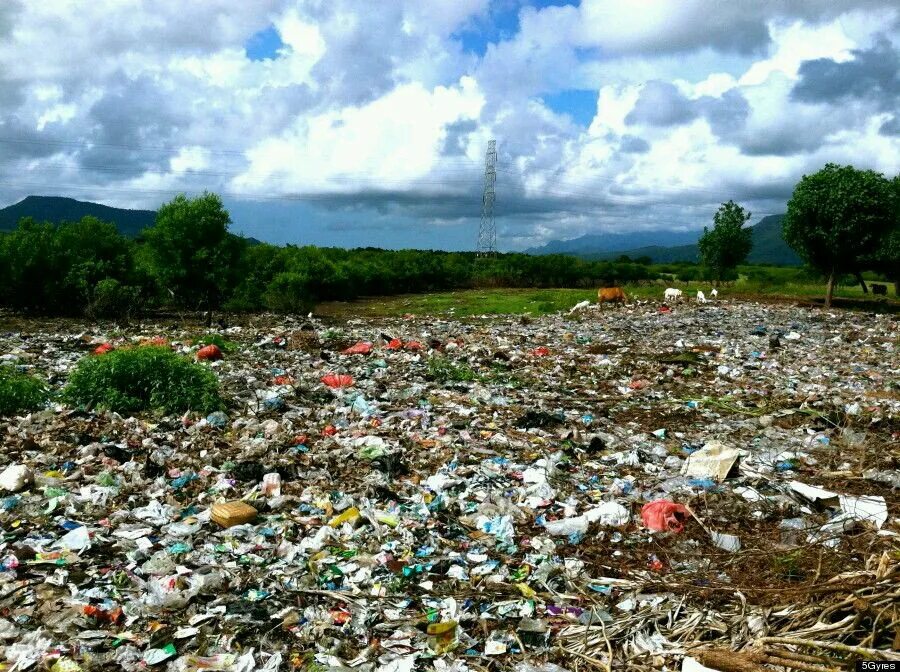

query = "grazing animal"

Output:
[[597, 287, 626, 308], [569, 300, 591, 314], [696, 290, 706, 303], [872, 283, 887, 296], [664, 287, 683, 303], [710, 288, 718, 298]]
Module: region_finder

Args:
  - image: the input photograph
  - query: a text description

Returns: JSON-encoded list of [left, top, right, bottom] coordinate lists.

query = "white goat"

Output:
[[664, 287, 683, 303], [710, 288, 718, 298], [568, 300, 591, 314], [696, 290, 706, 304]]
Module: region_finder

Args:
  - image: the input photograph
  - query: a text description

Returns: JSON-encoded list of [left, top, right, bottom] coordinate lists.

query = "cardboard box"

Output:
[[211, 501, 258, 528]]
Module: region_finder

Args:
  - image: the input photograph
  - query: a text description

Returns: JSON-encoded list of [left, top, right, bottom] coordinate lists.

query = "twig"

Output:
[[758, 636, 900, 660], [559, 644, 610, 671]]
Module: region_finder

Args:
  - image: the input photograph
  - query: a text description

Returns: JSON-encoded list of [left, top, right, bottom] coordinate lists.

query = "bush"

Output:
[[63, 346, 221, 414], [264, 272, 316, 314], [195, 333, 236, 352], [0, 367, 49, 415], [88, 279, 142, 319], [426, 355, 477, 383]]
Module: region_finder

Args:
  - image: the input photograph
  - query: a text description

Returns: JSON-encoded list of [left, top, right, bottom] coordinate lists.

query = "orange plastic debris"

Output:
[[342, 341, 373, 355], [641, 500, 690, 533], [93, 343, 114, 355], [197, 344, 223, 361], [321, 373, 354, 388]]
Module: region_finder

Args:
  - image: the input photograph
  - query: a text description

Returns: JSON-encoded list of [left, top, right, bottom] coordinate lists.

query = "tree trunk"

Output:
[[855, 271, 868, 294], [825, 270, 836, 307]]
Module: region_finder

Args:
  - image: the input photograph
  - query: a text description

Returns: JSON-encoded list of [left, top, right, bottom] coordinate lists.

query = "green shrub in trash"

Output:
[[63, 346, 222, 414], [0, 367, 49, 415], [195, 333, 236, 352], [426, 355, 477, 383], [771, 550, 805, 581]]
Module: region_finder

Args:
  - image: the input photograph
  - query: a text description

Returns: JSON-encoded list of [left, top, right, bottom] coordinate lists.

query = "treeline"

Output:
[[0, 193, 662, 318], [2, 160, 896, 317]]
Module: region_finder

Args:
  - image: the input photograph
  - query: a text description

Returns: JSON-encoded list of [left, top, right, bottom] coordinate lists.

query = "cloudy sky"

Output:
[[0, 1, 898, 250]]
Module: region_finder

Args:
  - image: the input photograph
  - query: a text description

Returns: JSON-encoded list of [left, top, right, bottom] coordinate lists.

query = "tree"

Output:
[[860, 174, 900, 296], [698, 201, 753, 285], [783, 164, 895, 307], [0, 216, 137, 315], [143, 192, 243, 324], [56, 217, 135, 312]]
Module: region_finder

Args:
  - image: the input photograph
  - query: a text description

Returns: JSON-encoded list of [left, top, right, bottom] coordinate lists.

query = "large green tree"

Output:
[[0, 216, 136, 314], [859, 175, 899, 296], [698, 200, 753, 284], [143, 192, 244, 323], [783, 163, 895, 307]]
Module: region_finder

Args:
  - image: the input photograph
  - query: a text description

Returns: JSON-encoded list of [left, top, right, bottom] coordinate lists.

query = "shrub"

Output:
[[195, 333, 236, 352], [426, 355, 477, 383], [88, 279, 142, 319], [264, 272, 316, 314], [63, 346, 221, 414], [0, 367, 49, 415]]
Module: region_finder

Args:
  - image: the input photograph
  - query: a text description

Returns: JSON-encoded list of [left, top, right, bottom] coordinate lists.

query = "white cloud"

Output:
[[0, 0, 897, 248], [234, 78, 485, 192]]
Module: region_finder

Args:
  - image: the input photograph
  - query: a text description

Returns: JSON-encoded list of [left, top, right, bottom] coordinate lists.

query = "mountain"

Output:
[[0, 196, 156, 237], [526, 228, 699, 255], [529, 214, 801, 266]]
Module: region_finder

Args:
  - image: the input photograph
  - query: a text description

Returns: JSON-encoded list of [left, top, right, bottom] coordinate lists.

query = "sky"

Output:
[[0, 0, 898, 251]]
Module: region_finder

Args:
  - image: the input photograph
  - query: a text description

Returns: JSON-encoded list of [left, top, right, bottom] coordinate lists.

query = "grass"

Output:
[[320, 288, 599, 318], [63, 346, 221, 414], [317, 276, 898, 319], [426, 355, 478, 383], [0, 367, 48, 415], [195, 333, 237, 352]]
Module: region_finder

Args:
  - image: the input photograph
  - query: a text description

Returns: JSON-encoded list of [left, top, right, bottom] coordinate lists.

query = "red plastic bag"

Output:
[[321, 373, 354, 388], [641, 500, 690, 533], [93, 343, 114, 355], [530, 346, 550, 357], [342, 341, 372, 355], [404, 340, 424, 351], [386, 338, 403, 350], [197, 344, 223, 361]]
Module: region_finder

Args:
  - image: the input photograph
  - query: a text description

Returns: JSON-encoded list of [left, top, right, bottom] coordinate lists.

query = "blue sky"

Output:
[[0, 1, 897, 250], [245, 25, 284, 61]]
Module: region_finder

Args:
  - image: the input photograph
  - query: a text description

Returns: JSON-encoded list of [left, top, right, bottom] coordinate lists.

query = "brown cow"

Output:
[[597, 287, 626, 308]]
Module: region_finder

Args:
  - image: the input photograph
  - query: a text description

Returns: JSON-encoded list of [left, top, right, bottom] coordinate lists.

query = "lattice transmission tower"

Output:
[[476, 139, 497, 256]]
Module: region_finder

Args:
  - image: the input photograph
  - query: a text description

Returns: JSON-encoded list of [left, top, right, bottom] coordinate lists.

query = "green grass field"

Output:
[[317, 274, 898, 318]]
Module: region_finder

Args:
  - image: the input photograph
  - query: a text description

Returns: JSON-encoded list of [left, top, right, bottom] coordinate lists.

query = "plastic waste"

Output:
[[0, 464, 33, 492], [196, 344, 223, 361], [681, 441, 740, 482], [342, 341, 373, 355], [321, 373, 355, 388], [641, 500, 690, 533]]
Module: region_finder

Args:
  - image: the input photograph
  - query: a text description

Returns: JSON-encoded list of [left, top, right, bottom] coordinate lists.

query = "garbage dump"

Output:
[[0, 300, 897, 672]]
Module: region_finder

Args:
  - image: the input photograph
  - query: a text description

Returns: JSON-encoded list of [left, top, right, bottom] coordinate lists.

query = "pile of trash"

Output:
[[0, 300, 897, 672]]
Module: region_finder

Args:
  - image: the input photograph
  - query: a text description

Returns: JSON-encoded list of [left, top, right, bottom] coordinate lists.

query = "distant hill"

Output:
[[529, 214, 801, 266], [0, 195, 156, 237], [526, 228, 699, 255]]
